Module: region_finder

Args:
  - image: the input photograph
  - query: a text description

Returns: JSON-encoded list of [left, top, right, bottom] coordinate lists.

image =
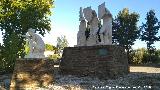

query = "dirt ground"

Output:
[[130, 65, 160, 73]]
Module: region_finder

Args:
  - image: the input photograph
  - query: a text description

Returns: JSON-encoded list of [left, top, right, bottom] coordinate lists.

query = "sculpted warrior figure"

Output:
[[77, 7, 87, 46], [98, 2, 112, 45], [22, 28, 45, 58]]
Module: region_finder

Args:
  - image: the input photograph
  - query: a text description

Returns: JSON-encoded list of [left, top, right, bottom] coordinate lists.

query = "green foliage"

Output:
[[153, 50, 160, 63], [130, 48, 147, 64], [0, 0, 54, 73], [56, 35, 69, 56], [112, 8, 140, 61], [130, 48, 160, 64], [140, 10, 160, 61], [24, 41, 30, 55], [0, 32, 20, 73], [48, 54, 60, 60], [45, 44, 57, 51]]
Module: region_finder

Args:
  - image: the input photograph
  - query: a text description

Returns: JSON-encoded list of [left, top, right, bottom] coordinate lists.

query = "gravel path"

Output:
[[41, 66, 160, 90], [0, 66, 160, 90]]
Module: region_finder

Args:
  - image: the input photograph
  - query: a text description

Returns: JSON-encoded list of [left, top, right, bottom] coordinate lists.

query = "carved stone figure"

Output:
[[83, 7, 93, 22], [77, 7, 87, 46], [83, 7, 98, 46], [89, 10, 99, 45], [77, 2, 112, 46], [22, 28, 45, 58], [98, 2, 112, 45]]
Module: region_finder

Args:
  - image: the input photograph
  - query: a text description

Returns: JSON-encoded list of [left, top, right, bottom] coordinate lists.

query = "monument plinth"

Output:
[[60, 45, 129, 79], [10, 59, 54, 90]]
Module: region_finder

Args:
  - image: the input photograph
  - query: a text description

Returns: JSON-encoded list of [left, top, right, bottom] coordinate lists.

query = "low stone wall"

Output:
[[10, 58, 54, 90], [60, 45, 129, 79]]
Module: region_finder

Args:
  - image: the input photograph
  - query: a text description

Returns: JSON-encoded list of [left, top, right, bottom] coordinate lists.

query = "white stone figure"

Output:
[[83, 7, 93, 22], [83, 7, 98, 46], [77, 7, 87, 46], [98, 2, 112, 45], [89, 10, 99, 45], [22, 28, 45, 58]]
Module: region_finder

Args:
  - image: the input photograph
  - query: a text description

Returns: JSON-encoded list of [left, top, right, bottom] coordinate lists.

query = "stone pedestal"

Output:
[[10, 58, 54, 90], [60, 45, 129, 79]]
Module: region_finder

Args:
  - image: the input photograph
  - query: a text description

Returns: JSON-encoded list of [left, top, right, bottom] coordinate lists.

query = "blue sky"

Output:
[[1, 0, 160, 49], [42, 0, 160, 49]]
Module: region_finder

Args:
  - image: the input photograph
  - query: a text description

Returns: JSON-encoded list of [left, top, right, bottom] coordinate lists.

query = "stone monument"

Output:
[[10, 28, 54, 90], [77, 2, 112, 46], [60, 2, 129, 79]]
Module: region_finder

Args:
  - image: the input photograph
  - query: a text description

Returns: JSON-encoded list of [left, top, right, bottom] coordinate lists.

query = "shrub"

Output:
[[48, 54, 60, 60], [130, 48, 146, 64], [130, 48, 160, 64]]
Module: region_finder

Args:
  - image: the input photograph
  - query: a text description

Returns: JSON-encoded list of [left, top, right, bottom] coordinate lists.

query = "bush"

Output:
[[130, 48, 146, 64], [48, 54, 60, 60], [47, 54, 61, 65], [130, 48, 160, 64]]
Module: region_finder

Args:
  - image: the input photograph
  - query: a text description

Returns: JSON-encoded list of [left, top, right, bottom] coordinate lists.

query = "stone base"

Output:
[[10, 58, 54, 90], [60, 45, 129, 79]]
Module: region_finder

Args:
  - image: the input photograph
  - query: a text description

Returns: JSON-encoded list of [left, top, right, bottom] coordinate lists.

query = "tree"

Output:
[[112, 8, 140, 62], [140, 10, 160, 62], [56, 35, 69, 56], [1, 32, 20, 72], [0, 0, 54, 72]]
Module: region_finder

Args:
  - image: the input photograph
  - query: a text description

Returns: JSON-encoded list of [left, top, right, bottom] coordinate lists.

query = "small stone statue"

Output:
[[98, 2, 112, 45], [22, 28, 45, 58]]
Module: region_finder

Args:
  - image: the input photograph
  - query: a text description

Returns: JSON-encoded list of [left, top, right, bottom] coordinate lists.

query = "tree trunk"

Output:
[[126, 46, 130, 64]]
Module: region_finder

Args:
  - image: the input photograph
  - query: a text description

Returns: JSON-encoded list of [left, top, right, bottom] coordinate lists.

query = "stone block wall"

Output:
[[60, 45, 129, 79], [10, 59, 54, 90]]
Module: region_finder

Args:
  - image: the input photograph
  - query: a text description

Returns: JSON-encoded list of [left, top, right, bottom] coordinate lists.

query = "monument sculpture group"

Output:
[[77, 2, 112, 46], [60, 2, 129, 79], [10, 2, 129, 89]]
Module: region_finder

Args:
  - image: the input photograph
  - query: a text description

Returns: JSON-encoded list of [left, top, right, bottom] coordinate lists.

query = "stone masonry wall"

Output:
[[10, 59, 54, 90], [60, 45, 129, 79]]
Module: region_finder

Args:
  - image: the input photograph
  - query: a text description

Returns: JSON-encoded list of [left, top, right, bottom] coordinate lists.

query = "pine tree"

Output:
[[141, 10, 160, 62]]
